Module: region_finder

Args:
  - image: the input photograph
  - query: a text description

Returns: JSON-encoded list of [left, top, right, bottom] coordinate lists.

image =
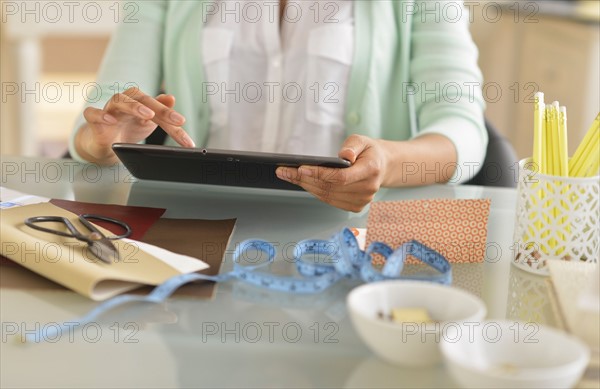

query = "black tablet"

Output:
[[112, 143, 351, 191]]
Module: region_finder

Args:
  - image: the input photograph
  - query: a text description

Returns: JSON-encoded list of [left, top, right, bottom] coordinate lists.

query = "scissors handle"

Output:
[[24, 214, 132, 265], [24, 215, 132, 242], [24, 216, 84, 239], [79, 214, 132, 240]]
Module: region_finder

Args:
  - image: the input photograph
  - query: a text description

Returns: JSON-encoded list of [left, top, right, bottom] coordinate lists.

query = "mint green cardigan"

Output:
[[71, 0, 487, 183]]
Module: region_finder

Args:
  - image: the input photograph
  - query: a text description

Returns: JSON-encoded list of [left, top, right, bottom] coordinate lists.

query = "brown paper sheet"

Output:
[[136, 218, 236, 298]]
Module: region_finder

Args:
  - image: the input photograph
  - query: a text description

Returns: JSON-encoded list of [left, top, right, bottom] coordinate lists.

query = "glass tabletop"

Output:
[[0, 156, 560, 388]]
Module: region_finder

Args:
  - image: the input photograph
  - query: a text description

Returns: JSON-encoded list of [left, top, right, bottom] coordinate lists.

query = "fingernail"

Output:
[[186, 137, 196, 148], [343, 148, 356, 157], [276, 168, 288, 181], [299, 167, 313, 177], [138, 106, 154, 117], [103, 114, 117, 124], [170, 111, 185, 124]]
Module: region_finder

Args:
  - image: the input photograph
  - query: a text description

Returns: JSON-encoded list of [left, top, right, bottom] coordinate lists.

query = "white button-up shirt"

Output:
[[202, 0, 355, 156]]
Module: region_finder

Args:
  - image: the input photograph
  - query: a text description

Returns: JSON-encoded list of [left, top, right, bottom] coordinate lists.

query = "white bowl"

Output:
[[347, 281, 486, 367], [440, 320, 590, 388]]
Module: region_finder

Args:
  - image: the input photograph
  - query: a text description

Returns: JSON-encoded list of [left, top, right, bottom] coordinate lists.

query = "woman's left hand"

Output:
[[276, 135, 388, 212]]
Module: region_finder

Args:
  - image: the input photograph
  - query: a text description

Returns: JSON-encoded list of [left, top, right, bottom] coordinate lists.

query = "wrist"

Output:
[[375, 134, 458, 187], [376, 138, 406, 187]]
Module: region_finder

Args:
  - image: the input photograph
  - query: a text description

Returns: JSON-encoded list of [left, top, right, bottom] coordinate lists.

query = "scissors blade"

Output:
[[88, 239, 120, 264]]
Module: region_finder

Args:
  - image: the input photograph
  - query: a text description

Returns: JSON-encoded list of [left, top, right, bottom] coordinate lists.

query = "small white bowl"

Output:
[[440, 320, 590, 388], [347, 281, 486, 367]]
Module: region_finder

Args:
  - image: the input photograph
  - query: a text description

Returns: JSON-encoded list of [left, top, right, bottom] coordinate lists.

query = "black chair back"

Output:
[[465, 119, 518, 188]]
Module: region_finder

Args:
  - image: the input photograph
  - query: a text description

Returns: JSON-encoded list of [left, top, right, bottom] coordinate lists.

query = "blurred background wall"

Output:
[[1, 0, 115, 157], [1, 0, 599, 159], [471, 0, 599, 159]]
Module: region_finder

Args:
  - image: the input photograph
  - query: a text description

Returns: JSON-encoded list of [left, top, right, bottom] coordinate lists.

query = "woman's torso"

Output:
[[201, 0, 355, 156]]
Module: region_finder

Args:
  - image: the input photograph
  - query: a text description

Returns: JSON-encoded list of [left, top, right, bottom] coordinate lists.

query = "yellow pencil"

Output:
[[582, 142, 599, 177], [538, 104, 553, 252], [541, 106, 550, 175], [533, 92, 544, 173], [571, 126, 599, 177], [570, 113, 600, 177], [556, 105, 570, 252], [582, 145, 599, 177], [558, 107, 569, 177], [527, 92, 547, 254], [551, 102, 561, 176], [577, 136, 599, 177], [545, 104, 557, 176], [546, 103, 561, 251]]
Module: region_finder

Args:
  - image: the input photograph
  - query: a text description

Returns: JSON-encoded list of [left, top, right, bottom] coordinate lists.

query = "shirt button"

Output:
[[347, 112, 361, 125]]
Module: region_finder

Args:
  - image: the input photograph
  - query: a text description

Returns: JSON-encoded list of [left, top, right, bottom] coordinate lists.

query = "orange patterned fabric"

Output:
[[366, 199, 492, 264]]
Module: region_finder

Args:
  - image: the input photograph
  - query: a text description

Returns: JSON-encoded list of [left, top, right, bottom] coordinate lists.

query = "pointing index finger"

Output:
[[124, 88, 195, 148]]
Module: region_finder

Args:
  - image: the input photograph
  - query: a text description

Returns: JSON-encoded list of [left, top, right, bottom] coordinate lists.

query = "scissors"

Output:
[[24, 214, 132, 264]]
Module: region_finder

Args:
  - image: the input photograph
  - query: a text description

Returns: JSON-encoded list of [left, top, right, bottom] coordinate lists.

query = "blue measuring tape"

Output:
[[22, 228, 451, 343]]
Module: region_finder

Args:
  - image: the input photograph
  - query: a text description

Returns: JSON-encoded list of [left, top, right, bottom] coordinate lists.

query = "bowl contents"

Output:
[[490, 362, 520, 376], [377, 307, 435, 324]]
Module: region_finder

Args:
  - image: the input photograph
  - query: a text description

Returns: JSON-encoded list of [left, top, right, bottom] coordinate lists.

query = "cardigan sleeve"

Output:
[[69, 1, 168, 162], [408, 1, 488, 184]]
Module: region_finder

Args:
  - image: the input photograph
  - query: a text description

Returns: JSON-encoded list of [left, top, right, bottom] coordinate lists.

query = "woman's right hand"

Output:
[[75, 87, 195, 165]]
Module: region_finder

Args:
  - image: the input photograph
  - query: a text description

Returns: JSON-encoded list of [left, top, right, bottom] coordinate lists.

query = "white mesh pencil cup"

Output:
[[513, 159, 599, 275]]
